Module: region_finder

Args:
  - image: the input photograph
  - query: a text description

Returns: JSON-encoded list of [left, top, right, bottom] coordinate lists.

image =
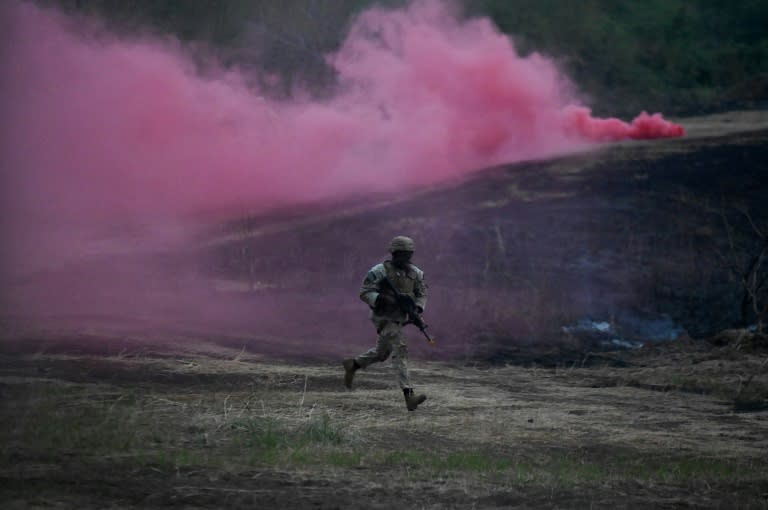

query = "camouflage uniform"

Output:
[[343, 236, 429, 410], [355, 260, 428, 389]]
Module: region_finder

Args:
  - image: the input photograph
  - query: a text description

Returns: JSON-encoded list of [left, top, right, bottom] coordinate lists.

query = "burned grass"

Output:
[[1, 343, 767, 509]]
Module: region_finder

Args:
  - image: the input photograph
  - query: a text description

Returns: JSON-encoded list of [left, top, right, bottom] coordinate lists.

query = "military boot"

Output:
[[342, 359, 360, 389], [403, 388, 427, 411]]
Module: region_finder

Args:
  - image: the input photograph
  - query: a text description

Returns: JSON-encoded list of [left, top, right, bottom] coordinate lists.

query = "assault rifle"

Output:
[[379, 277, 435, 345]]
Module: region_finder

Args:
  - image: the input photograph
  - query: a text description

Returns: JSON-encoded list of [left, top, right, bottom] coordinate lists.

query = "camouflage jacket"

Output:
[[359, 260, 428, 322]]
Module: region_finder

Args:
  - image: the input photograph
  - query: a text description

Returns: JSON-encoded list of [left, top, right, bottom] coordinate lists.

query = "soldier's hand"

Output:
[[397, 295, 416, 311], [375, 293, 397, 307]]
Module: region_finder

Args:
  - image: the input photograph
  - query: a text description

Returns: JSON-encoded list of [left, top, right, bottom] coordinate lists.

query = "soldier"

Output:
[[342, 236, 428, 411]]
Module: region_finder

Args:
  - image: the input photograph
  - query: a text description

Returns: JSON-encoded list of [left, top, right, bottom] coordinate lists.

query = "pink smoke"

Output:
[[0, 0, 683, 329], [1, 1, 683, 223], [563, 107, 685, 141]]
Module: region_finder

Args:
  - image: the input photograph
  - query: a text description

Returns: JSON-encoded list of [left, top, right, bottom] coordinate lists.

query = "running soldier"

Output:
[[342, 236, 428, 411]]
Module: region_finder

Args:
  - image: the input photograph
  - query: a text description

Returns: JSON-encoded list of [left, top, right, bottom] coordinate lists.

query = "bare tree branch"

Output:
[[720, 208, 737, 254], [715, 204, 768, 328], [713, 247, 743, 277], [737, 205, 766, 239]]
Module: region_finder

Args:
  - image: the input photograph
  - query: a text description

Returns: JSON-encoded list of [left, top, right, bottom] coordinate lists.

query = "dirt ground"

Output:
[[1, 333, 766, 509]]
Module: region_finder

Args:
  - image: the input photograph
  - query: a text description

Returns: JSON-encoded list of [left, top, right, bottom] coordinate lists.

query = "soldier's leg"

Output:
[[353, 319, 394, 369], [344, 320, 394, 389], [389, 325, 426, 410], [388, 323, 411, 389]]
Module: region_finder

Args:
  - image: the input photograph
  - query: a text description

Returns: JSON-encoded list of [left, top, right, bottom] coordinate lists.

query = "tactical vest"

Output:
[[383, 260, 417, 298]]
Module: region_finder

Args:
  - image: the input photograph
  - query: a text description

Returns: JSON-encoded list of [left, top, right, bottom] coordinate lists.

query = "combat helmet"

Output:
[[389, 235, 415, 253]]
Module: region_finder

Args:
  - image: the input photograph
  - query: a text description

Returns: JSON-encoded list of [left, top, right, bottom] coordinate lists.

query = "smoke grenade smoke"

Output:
[[0, 1, 684, 351]]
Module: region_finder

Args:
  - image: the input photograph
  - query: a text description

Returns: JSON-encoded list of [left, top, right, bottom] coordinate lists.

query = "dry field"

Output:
[[1, 335, 766, 509]]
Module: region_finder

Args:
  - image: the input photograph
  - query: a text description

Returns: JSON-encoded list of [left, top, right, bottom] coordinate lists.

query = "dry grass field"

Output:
[[1, 333, 766, 509]]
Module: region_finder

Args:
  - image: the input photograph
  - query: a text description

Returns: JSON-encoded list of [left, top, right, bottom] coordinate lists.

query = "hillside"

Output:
[[3, 111, 765, 363], [206, 111, 768, 360]]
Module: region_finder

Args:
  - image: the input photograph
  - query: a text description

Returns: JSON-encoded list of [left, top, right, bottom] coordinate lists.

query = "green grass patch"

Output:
[[378, 450, 517, 473], [568, 452, 765, 484], [366, 449, 768, 486], [0, 386, 156, 457], [325, 450, 363, 467], [437, 452, 513, 471], [228, 414, 347, 466], [233, 416, 287, 451], [300, 415, 345, 445]]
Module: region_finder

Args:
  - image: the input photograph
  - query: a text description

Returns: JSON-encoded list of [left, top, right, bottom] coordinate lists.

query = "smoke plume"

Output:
[[0, 1, 683, 350]]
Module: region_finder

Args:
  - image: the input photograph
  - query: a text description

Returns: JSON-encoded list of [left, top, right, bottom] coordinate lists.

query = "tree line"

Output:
[[48, 0, 768, 115]]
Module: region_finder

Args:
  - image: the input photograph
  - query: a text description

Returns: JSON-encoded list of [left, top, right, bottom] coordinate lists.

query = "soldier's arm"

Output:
[[359, 267, 382, 308], [414, 270, 428, 313]]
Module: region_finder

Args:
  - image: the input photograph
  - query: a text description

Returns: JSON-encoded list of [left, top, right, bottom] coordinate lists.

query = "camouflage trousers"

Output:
[[354, 319, 411, 389]]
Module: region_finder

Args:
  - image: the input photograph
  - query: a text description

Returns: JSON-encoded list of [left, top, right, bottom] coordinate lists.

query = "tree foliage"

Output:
[[46, 0, 768, 113], [470, 0, 768, 114]]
